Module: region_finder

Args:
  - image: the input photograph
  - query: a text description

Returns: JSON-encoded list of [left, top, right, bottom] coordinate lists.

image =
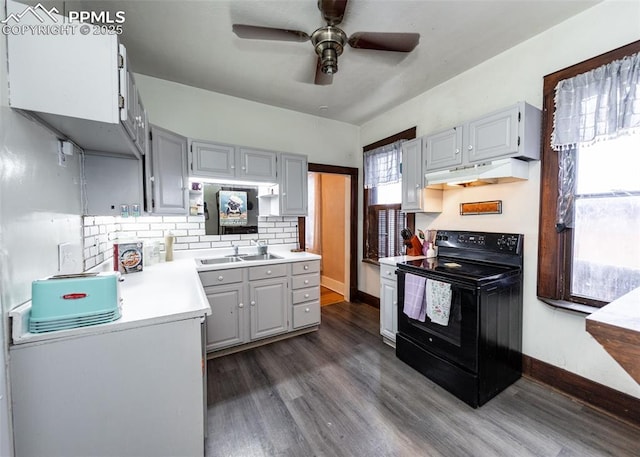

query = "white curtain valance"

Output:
[[363, 140, 404, 189], [551, 52, 640, 151]]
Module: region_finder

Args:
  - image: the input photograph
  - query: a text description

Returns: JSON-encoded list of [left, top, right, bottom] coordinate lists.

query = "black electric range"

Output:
[[395, 230, 524, 408]]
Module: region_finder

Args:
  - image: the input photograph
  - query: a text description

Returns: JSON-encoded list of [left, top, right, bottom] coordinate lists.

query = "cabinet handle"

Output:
[[304, 265, 309, 270], [250, 301, 256, 306], [230, 165, 235, 169], [456, 148, 460, 154], [217, 275, 224, 281], [304, 280, 309, 284], [415, 184, 420, 188], [387, 271, 392, 276], [305, 307, 310, 313], [266, 270, 272, 275], [468, 145, 473, 150], [304, 293, 309, 298], [238, 303, 244, 308]]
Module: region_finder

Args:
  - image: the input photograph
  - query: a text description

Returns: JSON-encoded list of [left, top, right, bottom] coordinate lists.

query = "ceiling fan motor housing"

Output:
[[311, 26, 347, 74]]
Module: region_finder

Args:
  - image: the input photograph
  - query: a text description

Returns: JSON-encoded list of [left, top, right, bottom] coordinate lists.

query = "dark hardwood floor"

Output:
[[206, 302, 640, 457]]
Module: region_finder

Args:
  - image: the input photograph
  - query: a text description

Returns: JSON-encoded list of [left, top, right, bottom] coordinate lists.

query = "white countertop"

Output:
[[186, 245, 321, 272], [11, 245, 321, 346], [379, 255, 427, 266]]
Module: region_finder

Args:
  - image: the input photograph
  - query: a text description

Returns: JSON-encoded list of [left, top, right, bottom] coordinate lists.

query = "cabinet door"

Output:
[[205, 283, 247, 351], [122, 67, 137, 141], [249, 279, 288, 340], [380, 279, 398, 343], [150, 126, 188, 214], [467, 105, 519, 163], [84, 154, 143, 216], [401, 138, 423, 211], [191, 141, 236, 178], [134, 97, 146, 155], [238, 148, 278, 182], [424, 128, 463, 171], [280, 153, 308, 216]]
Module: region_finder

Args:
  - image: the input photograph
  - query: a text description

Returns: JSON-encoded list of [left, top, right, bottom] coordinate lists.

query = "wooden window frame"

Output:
[[538, 40, 640, 312], [362, 127, 416, 264]]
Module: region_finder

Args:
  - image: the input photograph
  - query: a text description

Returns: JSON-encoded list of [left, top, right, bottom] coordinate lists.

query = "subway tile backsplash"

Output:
[[83, 215, 300, 271]]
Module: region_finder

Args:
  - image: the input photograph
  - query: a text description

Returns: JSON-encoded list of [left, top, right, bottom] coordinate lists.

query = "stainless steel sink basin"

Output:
[[242, 253, 283, 261], [198, 256, 245, 265]]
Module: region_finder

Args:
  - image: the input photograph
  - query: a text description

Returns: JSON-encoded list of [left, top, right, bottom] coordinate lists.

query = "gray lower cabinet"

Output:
[[249, 278, 288, 340], [379, 263, 398, 347], [150, 125, 189, 214], [200, 259, 320, 353], [291, 260, 321, 329]]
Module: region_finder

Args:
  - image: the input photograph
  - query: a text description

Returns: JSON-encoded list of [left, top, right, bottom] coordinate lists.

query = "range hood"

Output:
[[424, 158, 529, 189]]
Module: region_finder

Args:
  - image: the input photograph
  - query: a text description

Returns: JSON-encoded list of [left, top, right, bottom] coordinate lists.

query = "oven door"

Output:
[[397, 269, 479, 373]]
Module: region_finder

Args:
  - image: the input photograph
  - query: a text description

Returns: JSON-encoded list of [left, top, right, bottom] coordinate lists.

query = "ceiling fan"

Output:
[[232, 0, 420, 85]]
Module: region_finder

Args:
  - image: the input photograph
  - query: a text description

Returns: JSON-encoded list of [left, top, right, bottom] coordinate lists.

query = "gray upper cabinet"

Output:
[[191, 141, 236, 178], [467, 102, 541, 163], [189, 141, 278, 183], [424, 127, 463, 171], [467, 106, 519, 163], [402, 138, 443, 213], [401, 138, 424, 211], [238, 147, 278, 182], [424, 102, 541, 172], [279, 153, 308, 216], [150, 126, 189, 214]]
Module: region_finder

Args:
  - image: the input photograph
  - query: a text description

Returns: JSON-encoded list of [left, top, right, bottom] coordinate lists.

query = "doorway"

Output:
[[299, 164, 358, 304]]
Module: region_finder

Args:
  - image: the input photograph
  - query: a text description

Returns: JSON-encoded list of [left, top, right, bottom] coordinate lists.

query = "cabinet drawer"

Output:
[[292, 273, 320, 290], [380, 264, 397, 282], [199, 268, 244, 287], [292, 261, 320, 275], [292, 301, 320, 329], [248, 263, 287, 281], [292, 287, 320, 305]]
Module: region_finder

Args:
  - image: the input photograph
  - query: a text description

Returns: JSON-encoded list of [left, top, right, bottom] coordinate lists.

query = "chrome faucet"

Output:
[[231, 244, 239, 256]]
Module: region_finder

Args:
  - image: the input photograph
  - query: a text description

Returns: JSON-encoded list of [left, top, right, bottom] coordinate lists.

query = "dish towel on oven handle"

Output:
[[426, 279, 452, 326], [403, 273, 427, 322]]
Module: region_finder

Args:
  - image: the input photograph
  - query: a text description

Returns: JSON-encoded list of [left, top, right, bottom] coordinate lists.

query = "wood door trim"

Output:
[[300, 163, 359, 300]]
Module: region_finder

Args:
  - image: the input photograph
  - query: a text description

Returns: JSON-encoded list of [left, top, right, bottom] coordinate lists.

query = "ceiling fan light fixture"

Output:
[[321, 47, 338, 74], [311, 26, 347, 75]]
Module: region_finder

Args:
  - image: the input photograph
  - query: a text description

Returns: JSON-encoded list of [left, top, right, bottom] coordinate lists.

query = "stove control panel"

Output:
[[436, 231, 523, 254]]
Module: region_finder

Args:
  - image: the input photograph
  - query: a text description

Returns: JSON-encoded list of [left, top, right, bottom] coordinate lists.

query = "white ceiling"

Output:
[[56, 0, 601, 125]]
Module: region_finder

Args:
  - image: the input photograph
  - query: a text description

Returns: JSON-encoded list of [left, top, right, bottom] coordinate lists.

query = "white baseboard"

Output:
[[321, 276, 344, 295]]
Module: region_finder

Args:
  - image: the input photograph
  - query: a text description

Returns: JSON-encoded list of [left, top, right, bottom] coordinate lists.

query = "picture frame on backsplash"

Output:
[[460, 200, 502, 216]]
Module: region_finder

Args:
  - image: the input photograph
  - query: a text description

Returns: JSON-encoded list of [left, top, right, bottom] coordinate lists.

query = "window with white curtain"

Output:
[[539, 42, 640, 309], [363, 132, 415, 263]]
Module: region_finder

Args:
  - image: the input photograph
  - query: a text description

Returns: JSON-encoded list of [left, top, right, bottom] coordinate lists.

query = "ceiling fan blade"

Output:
[[348, 32, 420, 52], [314, 58, 333, 85], [232, 24, 310, 42], [318, 0, 348, 26]]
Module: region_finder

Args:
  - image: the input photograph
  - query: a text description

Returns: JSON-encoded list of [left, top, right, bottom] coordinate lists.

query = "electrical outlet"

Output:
[[58, 149, 67, 167], [58, 242, 81, 273]]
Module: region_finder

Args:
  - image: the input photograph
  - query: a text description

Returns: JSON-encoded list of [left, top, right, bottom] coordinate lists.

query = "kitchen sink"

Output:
[[198, 256, 245, 265], [242, 253, 283, 261]]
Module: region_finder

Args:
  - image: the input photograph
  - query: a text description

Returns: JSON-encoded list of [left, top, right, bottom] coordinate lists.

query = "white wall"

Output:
[[134, 74, 360, 168], [0, 0, 84, 452], [359, 0, 640, 398]]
